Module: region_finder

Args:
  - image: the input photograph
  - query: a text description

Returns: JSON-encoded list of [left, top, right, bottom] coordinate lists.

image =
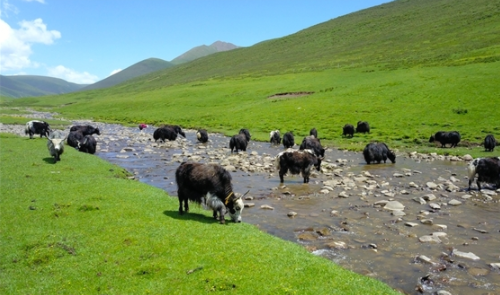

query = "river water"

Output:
[[3, 119, 500, 295]]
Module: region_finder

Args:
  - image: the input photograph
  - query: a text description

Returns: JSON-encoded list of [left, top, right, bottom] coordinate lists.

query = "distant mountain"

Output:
[[170, 41, 240, 65], [0, 75, 87, 98], [81, 58, 173, 91]]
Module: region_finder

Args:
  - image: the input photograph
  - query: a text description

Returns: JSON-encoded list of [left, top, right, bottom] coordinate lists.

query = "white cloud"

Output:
[[47, 65, 99, 84], [109, 69, 122, 76], [1, 18, 60, 72]]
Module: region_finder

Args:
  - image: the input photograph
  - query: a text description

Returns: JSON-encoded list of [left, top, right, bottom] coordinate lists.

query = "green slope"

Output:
[[0, 75, 86, 98], [81, 58, 173, 91]]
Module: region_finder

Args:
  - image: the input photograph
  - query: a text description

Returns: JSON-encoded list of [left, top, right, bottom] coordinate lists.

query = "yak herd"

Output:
[[24, 119, 499, 224]]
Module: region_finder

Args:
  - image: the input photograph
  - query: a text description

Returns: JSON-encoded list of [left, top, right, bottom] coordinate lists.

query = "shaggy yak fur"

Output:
[[196, 129, 209, 143], [309, 128, 318, 138], [467, 157, 500, 191], [283, 131, 295, 149], [343, 124, 355, 138], [363, 142, 396, 164], [356, 121, 370, 133], [429, 131, 461, 148], [153, 126, 178, 142], [299, 136, 326, 168], [70, 125, 101, 136], [276, 149, 321, 183], [175, 162, 244, 224], [269, 130, 281, 145], [25, 120, 51, 139], [484, 134, 497, 152], [229, 128, 251, 153]]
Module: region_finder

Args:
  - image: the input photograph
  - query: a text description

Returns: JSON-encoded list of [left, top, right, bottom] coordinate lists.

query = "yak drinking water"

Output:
[[175, 162, 245, 224]]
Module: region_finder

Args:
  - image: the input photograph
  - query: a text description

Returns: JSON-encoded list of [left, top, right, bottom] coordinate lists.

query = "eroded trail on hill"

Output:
[[2, 119, 500, 295]]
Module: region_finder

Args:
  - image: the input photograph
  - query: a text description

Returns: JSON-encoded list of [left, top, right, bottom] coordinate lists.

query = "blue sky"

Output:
[[0, 0, 390, 84]]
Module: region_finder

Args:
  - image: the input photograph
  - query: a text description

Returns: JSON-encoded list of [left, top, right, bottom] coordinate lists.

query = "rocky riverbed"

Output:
[[2, 118, 500, 295]]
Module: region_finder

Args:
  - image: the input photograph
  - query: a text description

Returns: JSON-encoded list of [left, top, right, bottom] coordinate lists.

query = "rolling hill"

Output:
[[170, 41, 240, 65], [0, 75, 87, 98], [80, 58, 174, 91]]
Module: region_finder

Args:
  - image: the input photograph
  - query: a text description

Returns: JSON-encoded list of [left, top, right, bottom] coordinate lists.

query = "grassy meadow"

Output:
[[0, 133, 400, 294], [4, 61, 499, 158]]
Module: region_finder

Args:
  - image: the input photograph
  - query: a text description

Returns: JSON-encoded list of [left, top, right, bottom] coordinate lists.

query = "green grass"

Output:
[[0, 133, 400, 294], [0, 114, 72, 130]]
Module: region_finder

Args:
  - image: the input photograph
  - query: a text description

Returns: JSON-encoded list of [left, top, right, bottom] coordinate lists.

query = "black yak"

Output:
[[363, 142, 396, 164], [69, 125, 100, 136], [276, 149, 321, 183], [299, 136, 326, 168], [343, 124, 354, 138], [229, 128, 251, 153], [283, 132, 295, 149], [467, 157, 500, 190], [309, 128, 318, 138], [153, 126, 178, 142], [429, 131, 461, 148], [175, 162, 244, 224], [270, 130, 281, 145], [25, 120, 51, 139], [196, 129, 209, 143], [162, 124, 185, 138], [484, 134, 496, 152], [356, 121, 370, 133], [77, 135, 97, 154], [67, 130, 85, 148]]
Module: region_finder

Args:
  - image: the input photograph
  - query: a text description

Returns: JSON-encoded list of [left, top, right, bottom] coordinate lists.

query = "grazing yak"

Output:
[[283, 132, 295, 149], [153, 126, 178, 142], [363, 142, 396, 164], [270, 130, 281, 145], [164, 124, 186, 138], [467, 157, 500, 190], [356, 121, 370, 133], [25, 120, 51, 139], [429, 131, 461, 148], [196, 129, 209, 143], [484, 134, 496, 152], [299, 136, 326, 168], [276, 149, 321, 183], [343, 124, 355, 138], [69, 125, 100, 136], [175, 162, 245, 224], [309, 128, 318, 138], [229, 128, 251, 153]]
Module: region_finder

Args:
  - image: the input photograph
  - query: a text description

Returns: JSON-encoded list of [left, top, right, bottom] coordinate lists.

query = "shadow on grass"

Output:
[[43, 157, 57, 164], [163, 210, 220, 224]]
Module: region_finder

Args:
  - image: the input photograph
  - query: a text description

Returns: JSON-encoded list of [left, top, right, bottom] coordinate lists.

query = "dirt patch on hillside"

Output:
[[268, 91, 314, 99]]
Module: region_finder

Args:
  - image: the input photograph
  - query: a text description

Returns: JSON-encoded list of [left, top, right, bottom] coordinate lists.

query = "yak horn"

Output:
[[241, 190, 250, 198]]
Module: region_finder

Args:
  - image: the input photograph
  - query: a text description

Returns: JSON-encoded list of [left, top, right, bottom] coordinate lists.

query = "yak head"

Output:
[[225, 191, 248, 223], [387, 150, 396, 163]]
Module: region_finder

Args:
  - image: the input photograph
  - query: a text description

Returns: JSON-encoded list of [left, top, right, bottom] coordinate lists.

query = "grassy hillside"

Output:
[[0, 75, 86, 98], [3, 0, 500, 155], [81, 58, 173, 91]]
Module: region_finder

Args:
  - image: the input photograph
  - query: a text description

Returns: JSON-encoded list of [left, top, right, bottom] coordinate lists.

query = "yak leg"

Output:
[[218, 207, 225, 224], [178, 191, 189, 214], [213, 210, 218, 220], [279, 167, 287, 183]]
